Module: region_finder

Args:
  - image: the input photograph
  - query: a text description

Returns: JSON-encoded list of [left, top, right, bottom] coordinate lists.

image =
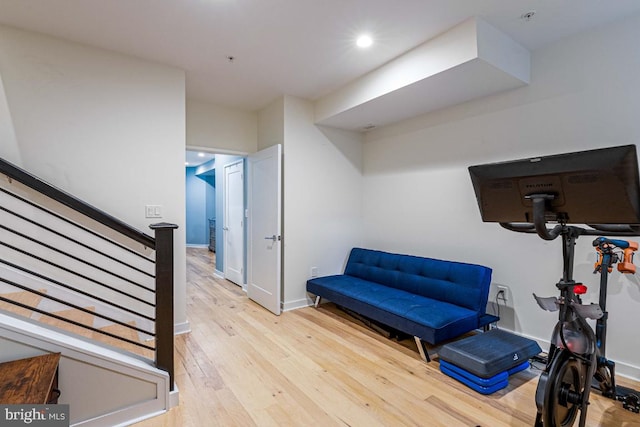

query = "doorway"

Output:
[[185, 146, 283, 314], [185, 150, 245, 281], [185, 151, 215, 250]]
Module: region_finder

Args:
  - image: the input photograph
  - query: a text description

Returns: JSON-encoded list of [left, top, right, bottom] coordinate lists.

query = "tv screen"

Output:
[[468, 145, 640, 225]]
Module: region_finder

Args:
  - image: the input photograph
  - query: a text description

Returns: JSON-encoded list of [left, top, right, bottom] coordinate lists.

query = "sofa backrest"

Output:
[[344, 248, 492, 313]]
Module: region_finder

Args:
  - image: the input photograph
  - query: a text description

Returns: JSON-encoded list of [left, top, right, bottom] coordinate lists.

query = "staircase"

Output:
[[0, 157, 178, 426], [0, 285, 154, 360]]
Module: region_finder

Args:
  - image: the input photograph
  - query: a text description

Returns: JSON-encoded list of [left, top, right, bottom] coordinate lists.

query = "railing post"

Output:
[[150, 222, 178, 391]]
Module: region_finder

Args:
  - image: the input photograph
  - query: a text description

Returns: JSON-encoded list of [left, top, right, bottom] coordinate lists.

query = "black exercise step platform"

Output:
[[439, 329, 542, 394]]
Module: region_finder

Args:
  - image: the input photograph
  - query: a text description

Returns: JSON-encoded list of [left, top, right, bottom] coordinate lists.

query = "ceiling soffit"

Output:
[[315, 17, 530, 131]]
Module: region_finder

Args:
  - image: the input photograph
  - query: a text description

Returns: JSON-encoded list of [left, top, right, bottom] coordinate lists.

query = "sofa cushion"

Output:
[[307, 274, 479, 344], [343, 248, 491, 312]]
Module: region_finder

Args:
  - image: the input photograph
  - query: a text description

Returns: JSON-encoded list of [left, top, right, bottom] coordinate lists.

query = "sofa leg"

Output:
[[414, 336, 431, 363], [314, 295, 321, 308]]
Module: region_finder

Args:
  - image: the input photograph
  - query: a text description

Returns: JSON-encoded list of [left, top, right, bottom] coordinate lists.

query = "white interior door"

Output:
[[247, 144, 282, 315], [224, 160, 244, 285]]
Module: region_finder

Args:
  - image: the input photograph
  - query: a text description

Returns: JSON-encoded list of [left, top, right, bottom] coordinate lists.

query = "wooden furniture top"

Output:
[[0, 352, 61, 404]]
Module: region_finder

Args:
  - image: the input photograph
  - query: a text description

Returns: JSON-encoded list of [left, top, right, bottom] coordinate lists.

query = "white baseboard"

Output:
[[169, 386, 180, 408], [282, 296, 315, 312], [174, 321, 191, 335], [186, 244, 209, 248]]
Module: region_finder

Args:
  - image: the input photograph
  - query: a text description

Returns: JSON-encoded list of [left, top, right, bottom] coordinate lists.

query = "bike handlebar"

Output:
[[593, 237, 638, 274], [500, 222, 640, 238], [593, 236, 632, 249], [499, 194, 640, 239]]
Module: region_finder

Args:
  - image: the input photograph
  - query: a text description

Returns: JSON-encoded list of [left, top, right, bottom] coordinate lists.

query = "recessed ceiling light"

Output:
[[197, 152, 205, 157], [356, 35, 373, 48]]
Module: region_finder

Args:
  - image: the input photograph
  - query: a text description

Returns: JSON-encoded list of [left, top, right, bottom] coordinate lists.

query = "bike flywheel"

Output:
[[538, 349, 585, 426]]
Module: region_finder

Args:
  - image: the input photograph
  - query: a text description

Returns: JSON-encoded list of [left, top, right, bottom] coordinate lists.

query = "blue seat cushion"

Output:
[[344, 248, 492, 313], [307, 275, 479, 344]]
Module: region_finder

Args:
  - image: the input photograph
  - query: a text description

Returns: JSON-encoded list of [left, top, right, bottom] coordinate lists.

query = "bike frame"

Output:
[[501, 194, 640, 426], [540, 226, 598, 427]]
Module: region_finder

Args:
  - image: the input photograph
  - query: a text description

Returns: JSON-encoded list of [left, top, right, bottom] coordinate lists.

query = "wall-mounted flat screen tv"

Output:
[[468, 145, 640, 225]]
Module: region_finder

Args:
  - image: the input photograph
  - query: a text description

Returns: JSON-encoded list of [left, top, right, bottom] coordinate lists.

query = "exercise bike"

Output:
[[467, 144, 640, 426], [500, 196, 640, 426], [532, 234, 639, 426]]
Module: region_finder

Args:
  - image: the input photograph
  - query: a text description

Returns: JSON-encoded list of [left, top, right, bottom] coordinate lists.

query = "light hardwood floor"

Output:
[[134, 248, 640, 426]]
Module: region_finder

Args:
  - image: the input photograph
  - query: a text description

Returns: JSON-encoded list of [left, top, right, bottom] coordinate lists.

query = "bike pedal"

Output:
[[618, 394, 640, 413]]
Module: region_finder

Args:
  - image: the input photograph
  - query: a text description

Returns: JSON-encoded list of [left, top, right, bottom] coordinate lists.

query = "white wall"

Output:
[[0, 71, 20, 164], [281, 95, 364, 310], [0, 25, 188, 332], [362, 13, 640, 378], [257, 96, 285, 151], [186, 99, 257, 154]]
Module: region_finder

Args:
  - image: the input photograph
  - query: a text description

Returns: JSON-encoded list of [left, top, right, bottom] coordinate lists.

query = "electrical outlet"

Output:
[[497, 285, 509, 302], [310, 267, 319, 278]]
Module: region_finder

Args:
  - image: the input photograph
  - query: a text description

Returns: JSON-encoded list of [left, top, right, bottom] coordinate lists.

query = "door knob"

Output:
[[264, 235, 276, 242]]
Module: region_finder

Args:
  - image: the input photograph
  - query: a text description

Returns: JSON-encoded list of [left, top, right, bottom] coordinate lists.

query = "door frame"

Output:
[[184, 146, 248, 279], [183, 145, 283, 315]]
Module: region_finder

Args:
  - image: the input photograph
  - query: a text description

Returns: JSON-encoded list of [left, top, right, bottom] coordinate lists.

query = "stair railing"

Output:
[[0, 157, 177, 390]]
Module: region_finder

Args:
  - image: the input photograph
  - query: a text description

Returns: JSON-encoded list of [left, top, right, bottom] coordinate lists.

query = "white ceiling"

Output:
[[1, 1, 639, 112], [186, 150, 215, 167]]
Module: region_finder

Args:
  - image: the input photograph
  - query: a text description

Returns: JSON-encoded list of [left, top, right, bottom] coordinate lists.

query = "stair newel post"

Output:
[[150, 222, 178, 391]]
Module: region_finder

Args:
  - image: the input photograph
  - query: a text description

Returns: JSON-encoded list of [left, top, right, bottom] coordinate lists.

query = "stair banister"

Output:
[[151, 222, 178, 391], [1, 155, 178, 390], [0, 158, 155, 248]]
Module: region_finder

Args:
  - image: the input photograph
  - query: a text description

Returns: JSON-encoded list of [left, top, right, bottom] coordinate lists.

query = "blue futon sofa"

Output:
[[306, 248, 497, 361]]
